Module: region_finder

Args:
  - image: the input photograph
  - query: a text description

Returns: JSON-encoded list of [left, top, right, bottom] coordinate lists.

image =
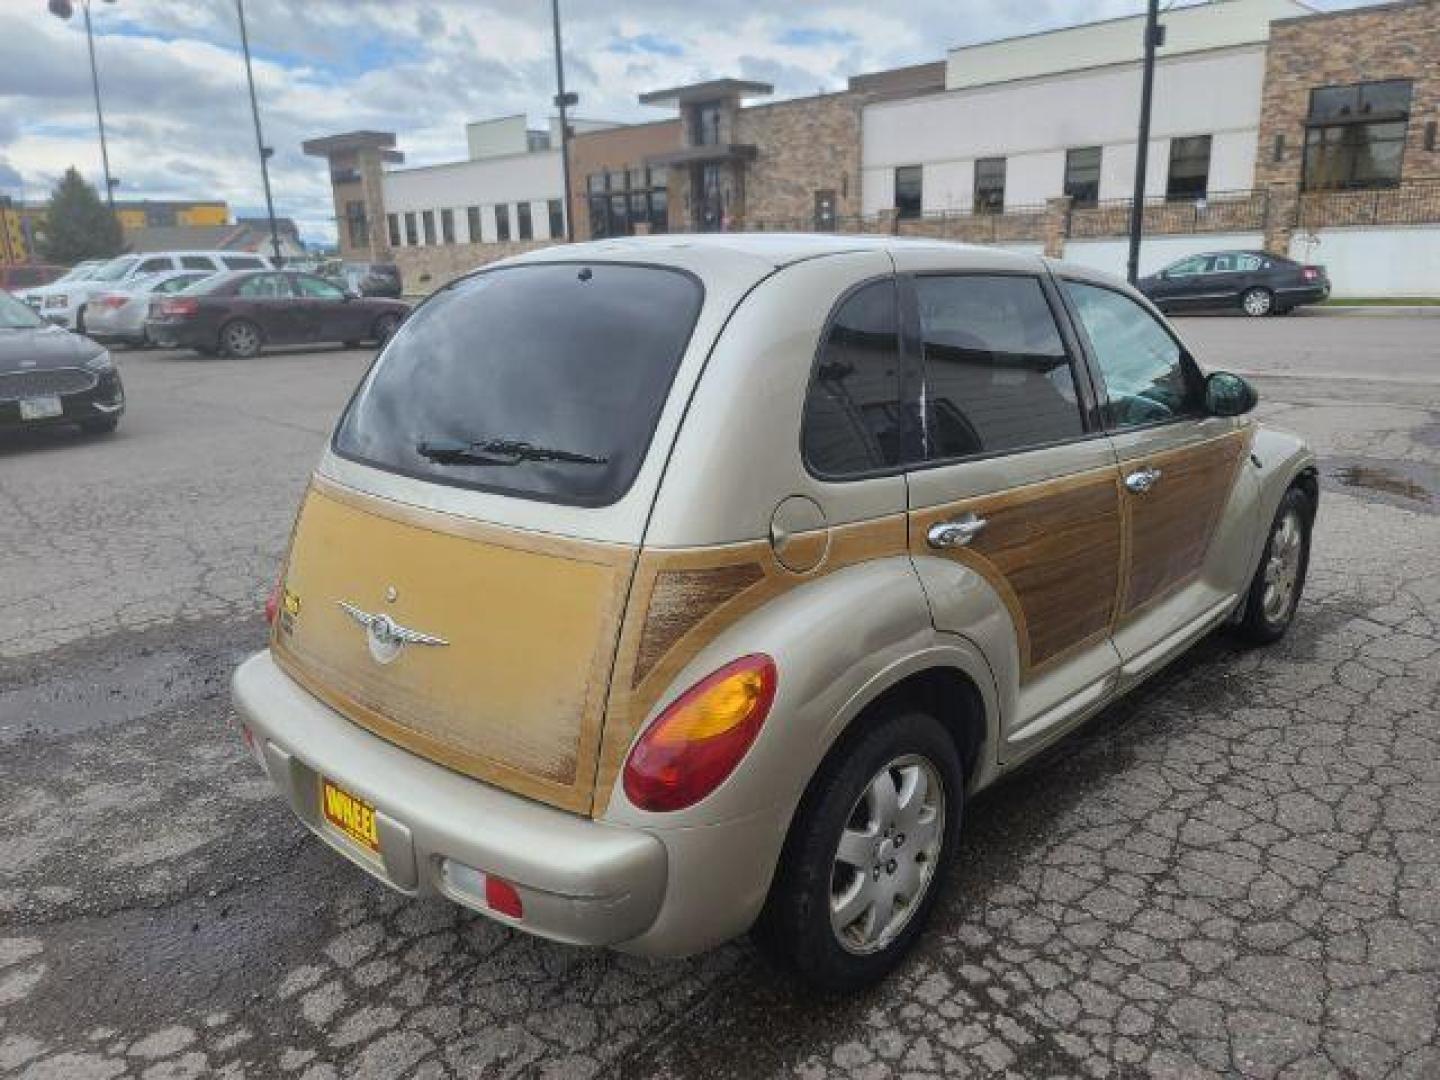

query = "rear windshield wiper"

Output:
[[415, 437, 608, 467]]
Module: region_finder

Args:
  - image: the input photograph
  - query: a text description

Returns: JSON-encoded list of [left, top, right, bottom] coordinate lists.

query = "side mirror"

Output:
[[1205, 371, 1258, 417]]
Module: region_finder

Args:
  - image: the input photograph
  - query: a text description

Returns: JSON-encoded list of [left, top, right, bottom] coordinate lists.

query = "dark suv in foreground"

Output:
[[1138, 251, 1330, 316]]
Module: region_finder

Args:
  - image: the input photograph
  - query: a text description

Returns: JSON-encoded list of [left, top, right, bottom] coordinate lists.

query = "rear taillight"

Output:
[[160, 297, 199, 318], [264, 572, 282, 625], [96, 293, 127, 309], [1302, 266, 1320, 281], [484, 876, 524, 918], [623, 654, 777, 812]]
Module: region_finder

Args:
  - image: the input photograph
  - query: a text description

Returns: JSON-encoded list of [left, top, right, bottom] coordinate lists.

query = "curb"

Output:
[[1297, 305, 1440, 318]]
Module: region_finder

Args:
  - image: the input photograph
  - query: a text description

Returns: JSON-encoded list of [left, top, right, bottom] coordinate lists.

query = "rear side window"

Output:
[[181, 256, 216, 271], [918, 275, 1084, 459], [223, 256, 264, 270], [334, 263, 703, 507], [136, 257, 173, 275], [802, 279, 919, 477]]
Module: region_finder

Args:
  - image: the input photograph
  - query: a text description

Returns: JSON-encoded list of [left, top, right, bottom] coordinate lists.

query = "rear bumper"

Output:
[[1277, 283, 1329, 306], [144, 319, 210, 349], [230, 650, 668, 948]]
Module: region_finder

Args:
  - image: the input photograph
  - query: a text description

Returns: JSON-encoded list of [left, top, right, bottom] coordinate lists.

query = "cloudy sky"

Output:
[[2, 0, 1378, 245]]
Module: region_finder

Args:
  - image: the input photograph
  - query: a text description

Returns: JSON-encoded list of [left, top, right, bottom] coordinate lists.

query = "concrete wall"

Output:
[[466, 116, 530, 160], [1062, 232, 1265, 281], [863, 46, 1267, 215], [944, 0, 1306, 90], [383, 151, 563, 252], [1289, 226, 1440, 298]]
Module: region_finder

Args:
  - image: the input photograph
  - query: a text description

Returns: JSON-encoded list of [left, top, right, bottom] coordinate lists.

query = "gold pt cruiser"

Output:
[[232, 235, 1316, 991]]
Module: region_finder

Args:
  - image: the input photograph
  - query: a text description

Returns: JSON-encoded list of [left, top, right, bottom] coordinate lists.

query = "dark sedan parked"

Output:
[[1137, 251, 1330, 316], [0, 290, 124, 435], [145, 270, 409, 358]]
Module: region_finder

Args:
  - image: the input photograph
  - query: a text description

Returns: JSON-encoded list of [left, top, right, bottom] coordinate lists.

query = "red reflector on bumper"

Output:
[[485, 875, 524, 918]]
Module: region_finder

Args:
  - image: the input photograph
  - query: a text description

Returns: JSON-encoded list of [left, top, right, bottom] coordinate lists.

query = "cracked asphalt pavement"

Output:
[[2, 318, 1437, 1079]]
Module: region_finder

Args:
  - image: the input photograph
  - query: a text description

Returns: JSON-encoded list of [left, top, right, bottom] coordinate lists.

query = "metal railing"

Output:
[[1298, 176, 1440, 229], [1069, 188, 1269, 238]]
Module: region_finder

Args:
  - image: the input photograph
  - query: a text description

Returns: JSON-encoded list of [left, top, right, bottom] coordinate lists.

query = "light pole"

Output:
[[1125, 0, 1163, 285], [48, 0, 118, 214], [551, 0, 576, 243], [236, 0, 283, 264]]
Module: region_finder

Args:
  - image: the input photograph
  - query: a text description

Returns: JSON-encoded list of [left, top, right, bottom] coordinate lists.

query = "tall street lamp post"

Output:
[[551, 0, 576, 243], [48, 0, 119, 214], [1126, 0, 1164, 286], [236, 0, 283, 264]]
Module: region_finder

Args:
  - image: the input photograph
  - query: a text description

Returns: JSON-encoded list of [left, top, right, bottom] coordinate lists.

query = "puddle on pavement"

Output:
[[1326, 458, 1435, 510]]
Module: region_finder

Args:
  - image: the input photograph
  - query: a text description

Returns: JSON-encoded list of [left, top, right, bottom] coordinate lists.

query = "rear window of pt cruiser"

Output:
[[333, 263, 703, 507]]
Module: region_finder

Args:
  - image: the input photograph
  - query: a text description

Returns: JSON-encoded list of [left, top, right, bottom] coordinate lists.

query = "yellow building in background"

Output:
[[1, 199, 231, 263]]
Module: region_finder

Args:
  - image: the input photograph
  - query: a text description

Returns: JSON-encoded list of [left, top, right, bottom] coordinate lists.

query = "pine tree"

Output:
[[37, 167, 124, 265]]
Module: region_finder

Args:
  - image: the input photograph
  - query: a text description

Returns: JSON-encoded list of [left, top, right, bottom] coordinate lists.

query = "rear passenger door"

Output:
[[1058, 276, 1256, 676], [891, 252, 1123, 755], [235, 272, 303, 344]]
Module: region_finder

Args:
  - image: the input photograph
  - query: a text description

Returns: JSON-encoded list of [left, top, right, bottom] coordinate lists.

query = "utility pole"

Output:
[[49, 0, 118, 214], [236, 0, 283, 264], [551, 0, 576, 242], [1126, 0, 1163, 285]]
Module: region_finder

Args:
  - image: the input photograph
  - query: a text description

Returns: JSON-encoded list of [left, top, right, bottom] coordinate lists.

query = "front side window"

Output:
[[221, 255, 264, 271], [137, 260, 173, 279], [1303, 80, 1412, 191], [802, 279, 918, 476], [1164, 255, 1209, 277], [294, 274, 345, 299], [404, 213, 418, 246], [1063, 281, 1203, 428], [894, 165, 922, 219], [1064, 147, 1102, 208], [1167, 135, 1211, 201], [918, 275, 1083, 459], [180, 255, 215, 271], [974, 158, 1005, 213], [334, 264, 703, 507], [387, 214, 401, 247]]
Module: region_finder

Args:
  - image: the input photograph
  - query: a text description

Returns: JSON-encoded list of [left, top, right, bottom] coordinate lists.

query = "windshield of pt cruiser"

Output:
[[332, 262, 703, 507]]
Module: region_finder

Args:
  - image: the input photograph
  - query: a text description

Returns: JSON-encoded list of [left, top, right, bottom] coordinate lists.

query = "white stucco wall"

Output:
[[863, 45, 1266, 215], [1062, 232, 1265, 280], [383, 151, 563, 248], [944, 0, 1308, 90], [1289, 227, 1440, 298]]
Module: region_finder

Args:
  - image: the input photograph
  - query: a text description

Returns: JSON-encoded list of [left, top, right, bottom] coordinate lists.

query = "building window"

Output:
[[467, 206, 481, 243], [894, 165, 922, 219], [548, 198, 565, 239], [421, 210, 436, 245], [440, 208, 455, 244], [973, 157, 1005, 213], [697, 164, 724, 231], [1166, 135, 1212, 201], [345, 200, 368, 248], [404, 212, 417, 246], [1302, 80, 1412, 190], [588, 173, 607, 194], [693, 101, 722, 146], [387, 213, 400, 247], [589, 196, 609, 239], [517, 202, 533, 240], [495, 204, 510, 242], [1064, 147, 1102, 208]]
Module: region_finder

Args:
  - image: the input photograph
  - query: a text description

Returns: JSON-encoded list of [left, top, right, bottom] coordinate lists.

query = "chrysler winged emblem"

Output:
[[338, 601, 449, 665]]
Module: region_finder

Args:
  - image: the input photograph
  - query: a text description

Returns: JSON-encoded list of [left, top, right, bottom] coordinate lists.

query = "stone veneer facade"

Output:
[[732, 92, 864, 228], [389, 238, 554, 293]]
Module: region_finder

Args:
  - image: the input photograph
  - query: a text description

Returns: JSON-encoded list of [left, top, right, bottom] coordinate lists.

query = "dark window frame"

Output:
[[973, 157, 1006, 214], [440, 208, 455, 245], [1166, 134, 1212, 201], [1302, 79, 1413, 192], [495, 204, 511, 242], [548, 198, 565, 239], [1064, 147, 1102, 209], [421, 210, 436, 246], [466, 206, 482, 244], [328, 260, 707, 509], [517, 201, 533, 241], [894, 165, 923, 219]]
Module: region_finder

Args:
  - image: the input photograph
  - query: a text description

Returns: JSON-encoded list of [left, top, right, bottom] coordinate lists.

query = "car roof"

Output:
[[505, 232, 1048, 273]]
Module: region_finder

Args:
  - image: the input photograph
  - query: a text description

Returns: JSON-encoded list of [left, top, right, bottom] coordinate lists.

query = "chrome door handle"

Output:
[[927, 513, 987, 549], [1125, 466, 1163, 494]]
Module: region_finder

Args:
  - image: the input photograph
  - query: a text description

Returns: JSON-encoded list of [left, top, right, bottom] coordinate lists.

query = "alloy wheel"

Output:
[[1242, 288, 1272, 317], [830, 753, 945, 955], [1262, 508, 1304, 622], [225, 322, 259, 357]]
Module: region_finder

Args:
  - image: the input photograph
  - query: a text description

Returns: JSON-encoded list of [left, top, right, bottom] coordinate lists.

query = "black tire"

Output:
[[219, 319, 262, 359], [371, 313, 400, 345], [80, 415, 118, 435], [752, 710, 964, 993], [1241, 286, 1275, 317], [1234, 486, 1313, 645]]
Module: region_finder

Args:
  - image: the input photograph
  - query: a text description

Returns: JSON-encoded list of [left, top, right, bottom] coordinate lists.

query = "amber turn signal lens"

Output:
[[623, 654, 778, 812]]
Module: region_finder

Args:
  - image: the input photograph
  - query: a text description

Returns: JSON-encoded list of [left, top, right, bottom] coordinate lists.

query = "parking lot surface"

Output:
[[2, 318, 1437, 1079]]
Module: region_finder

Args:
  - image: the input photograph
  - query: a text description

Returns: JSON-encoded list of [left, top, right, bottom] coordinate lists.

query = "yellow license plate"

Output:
[[320, 778, 380, 853]]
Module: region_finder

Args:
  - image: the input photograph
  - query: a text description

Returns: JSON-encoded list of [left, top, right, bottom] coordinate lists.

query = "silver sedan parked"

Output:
[[83, 270, 214, 347]]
